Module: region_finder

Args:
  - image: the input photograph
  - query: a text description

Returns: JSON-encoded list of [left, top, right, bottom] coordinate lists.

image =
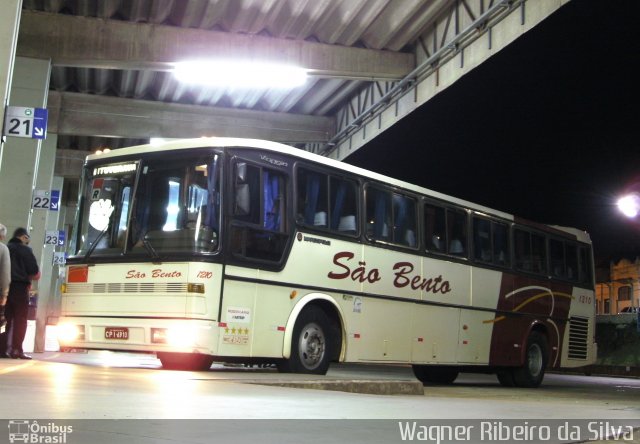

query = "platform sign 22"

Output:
[[32, 189, 60, 211]]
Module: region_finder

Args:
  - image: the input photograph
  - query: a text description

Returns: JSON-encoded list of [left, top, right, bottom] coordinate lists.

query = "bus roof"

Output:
[[86, 137, 591, 244]]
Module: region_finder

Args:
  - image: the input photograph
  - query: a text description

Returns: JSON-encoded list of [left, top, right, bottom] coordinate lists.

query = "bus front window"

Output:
[[130, 154, 221, 255], [75, 162, 137, 256]]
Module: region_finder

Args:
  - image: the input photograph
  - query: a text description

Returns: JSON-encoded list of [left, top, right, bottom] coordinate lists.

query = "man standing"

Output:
[[0, 224, 10, 345], [4, 228, 39, 359]]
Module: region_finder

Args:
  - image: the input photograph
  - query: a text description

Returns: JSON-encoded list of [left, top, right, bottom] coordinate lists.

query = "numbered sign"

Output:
[[45, 230, 65, 246], [32, 190, 51, 209], [3, 106, 48, 139], [53, 252, 66, 266], [32, 189, 61, 211]]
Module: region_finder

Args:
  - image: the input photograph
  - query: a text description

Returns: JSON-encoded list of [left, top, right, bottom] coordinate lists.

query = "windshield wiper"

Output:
[[142, 238, 161, 262], [84, 227, 109, 261]]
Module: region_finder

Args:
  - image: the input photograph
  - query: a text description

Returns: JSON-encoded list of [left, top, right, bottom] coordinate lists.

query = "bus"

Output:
[[57, 137, 596, 387]]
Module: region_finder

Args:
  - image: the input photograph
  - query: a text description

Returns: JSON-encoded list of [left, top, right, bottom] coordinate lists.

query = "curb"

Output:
[[244, 379, 425, 395]]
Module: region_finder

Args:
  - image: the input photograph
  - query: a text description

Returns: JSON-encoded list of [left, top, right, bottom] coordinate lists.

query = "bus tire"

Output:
[[412, 365, 459, 385], [157, 352, 214, 371], [512, 331, 548, 388], [278, 306, 331, 375]]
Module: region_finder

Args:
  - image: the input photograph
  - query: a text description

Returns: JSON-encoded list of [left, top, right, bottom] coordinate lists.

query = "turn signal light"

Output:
[[187, 283, 205, 293]]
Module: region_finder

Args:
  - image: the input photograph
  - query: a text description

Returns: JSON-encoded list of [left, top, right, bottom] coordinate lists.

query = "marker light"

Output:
[[617, 194, 640, 218], [187, 283, 205, 294], [172, 60, 308, 89]]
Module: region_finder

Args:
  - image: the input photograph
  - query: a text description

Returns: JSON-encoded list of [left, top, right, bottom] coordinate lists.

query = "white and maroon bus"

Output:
[[57, 137, 596, 387]]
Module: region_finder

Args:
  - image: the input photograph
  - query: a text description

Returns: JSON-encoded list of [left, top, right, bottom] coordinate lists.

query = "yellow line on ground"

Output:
[[0, 360, 36, 374]]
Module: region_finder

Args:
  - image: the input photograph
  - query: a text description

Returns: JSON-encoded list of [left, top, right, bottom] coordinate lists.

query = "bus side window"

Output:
[[331, 177, 358, 234], [577, 245, 591, 283], [550, 239, 566, 278], [473, 217, 492, 262], [531, 233, 547, 274], [493, 222, 510, 266], [424, 203, 445, 252], [297, 169, 328, 228], [447, 209, 467, 257], [296, 168, 358, 236], [231, 160, 289, 264], [514, 229, 531, 271], [566, 243, 579, 281], [393, 194, 417, 247], [366, 187, 391, 241], [234, 163, 261, 225], [366, 187, 416, 247], [514, 229, 547, 275], [263, 170, 285, 232]]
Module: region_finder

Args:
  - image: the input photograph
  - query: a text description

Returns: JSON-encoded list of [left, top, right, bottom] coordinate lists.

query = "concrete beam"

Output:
[[18, 11, 414, 81], [55, 149, 86, 179], [48, 91, 335, 143]]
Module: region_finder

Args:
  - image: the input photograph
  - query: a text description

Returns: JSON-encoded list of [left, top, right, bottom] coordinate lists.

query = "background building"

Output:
[[596, 257, 640, 314]]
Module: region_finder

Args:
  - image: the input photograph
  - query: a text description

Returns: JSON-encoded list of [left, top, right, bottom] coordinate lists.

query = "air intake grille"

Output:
[[65, 283, 187, 294], [567, 316, 589, 360]]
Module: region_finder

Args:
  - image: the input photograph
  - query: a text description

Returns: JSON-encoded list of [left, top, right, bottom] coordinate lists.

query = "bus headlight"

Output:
[[57, 324, 85, 343], [151, 327, 197, 347]]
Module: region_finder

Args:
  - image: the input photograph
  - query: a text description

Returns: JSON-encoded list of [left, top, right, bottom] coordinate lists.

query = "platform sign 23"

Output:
[[45, 230, 65, 246]]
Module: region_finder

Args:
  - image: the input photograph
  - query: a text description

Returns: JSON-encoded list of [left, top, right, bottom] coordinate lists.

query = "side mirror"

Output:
[[235, 162, 247, 183]]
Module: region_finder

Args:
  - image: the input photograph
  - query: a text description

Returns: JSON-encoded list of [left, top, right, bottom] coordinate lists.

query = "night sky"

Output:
[[345, 0, 640, 265]]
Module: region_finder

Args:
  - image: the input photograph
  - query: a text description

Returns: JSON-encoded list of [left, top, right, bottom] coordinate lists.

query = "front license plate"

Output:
[[105, 327, 129, 340]]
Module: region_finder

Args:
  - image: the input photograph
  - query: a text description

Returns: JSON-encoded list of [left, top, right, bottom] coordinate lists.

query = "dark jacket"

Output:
[[7, 237, 39, 284]]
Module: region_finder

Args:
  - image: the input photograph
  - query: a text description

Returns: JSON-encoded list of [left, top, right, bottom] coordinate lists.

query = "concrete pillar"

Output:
[[0, 0, 22, 169], [0, 57, 52, 231], [0, 56, 52, 354], [32, 139, 61, 352]]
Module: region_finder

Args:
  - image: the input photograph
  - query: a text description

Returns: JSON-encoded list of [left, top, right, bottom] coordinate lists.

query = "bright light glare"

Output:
[[173, 60, 308, 89], [166, 326, 197, 347], [617, 194, 640, 218], [57, 324, 80, 343]]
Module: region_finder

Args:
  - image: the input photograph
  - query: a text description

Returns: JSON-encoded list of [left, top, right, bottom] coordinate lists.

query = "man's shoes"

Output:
[[0, 352, 10, 359], [10, 352, 32, 360]]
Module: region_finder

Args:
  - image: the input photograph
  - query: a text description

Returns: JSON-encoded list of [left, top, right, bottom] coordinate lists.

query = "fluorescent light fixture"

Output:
[[173, 60, 308, 89]]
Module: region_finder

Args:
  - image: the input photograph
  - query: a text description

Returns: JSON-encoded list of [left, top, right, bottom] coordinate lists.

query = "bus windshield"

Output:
[[74, 152, 221, 257]]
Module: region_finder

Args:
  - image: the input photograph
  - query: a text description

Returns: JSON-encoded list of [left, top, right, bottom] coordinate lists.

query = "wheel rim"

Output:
[[298, 322, 325, 370], [527, 343, 543, 378]]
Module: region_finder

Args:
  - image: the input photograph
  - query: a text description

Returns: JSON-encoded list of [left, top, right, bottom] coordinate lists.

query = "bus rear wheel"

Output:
[[157, 352, 214, 371], [278, 306, 331, 375], [412, 365, 459, 385], [512, 331, 548, 388]]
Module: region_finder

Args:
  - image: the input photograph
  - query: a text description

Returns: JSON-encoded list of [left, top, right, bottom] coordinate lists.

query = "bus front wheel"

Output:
[[412, 365, 459, 385], [278, 306, 331, 375], [512, 331, 548, 388], [157, 352, 214, 371]]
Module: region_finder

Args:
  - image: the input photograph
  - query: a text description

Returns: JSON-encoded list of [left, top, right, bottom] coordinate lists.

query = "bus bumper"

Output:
[[55, 317, 219, 355]]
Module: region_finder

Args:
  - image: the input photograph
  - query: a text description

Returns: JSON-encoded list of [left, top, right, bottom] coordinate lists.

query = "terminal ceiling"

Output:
[[17, 0, 565, 165]]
